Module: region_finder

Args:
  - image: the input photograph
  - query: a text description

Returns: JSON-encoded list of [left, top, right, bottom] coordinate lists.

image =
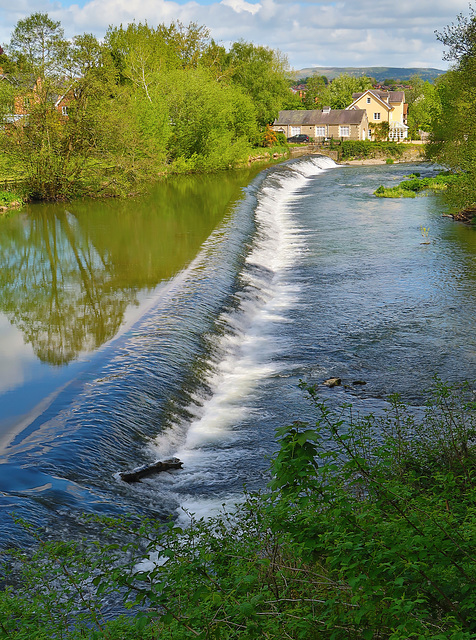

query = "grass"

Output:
[[374, 171, 460, 198]]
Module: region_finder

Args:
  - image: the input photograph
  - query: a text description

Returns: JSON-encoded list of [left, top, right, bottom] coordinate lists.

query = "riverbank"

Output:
[[0, 190, 23, 214], [343, 152, 423, 165]]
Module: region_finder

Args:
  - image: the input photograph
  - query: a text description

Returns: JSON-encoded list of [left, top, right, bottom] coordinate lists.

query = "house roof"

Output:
[[351, 90, 405, 104], [274, 109, 367, 126]]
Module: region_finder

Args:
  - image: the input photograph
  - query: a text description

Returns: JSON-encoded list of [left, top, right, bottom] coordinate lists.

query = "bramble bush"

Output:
[[1, 379, 476, 639]]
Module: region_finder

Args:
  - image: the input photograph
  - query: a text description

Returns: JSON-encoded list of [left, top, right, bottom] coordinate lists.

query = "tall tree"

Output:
[[303, 75, 329, 109], [227, 41, 292, 126], [328, 74, 373, 109], [8, 12, 67, 76], [406, 75, 441, 139], [430, 6, 476, 210]]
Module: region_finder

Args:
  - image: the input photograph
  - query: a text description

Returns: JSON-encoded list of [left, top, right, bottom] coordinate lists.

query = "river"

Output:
[[1, 156, 475, 548]]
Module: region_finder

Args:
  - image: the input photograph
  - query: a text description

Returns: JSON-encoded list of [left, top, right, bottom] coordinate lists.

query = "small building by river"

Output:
[[272, 107, 369, 142]]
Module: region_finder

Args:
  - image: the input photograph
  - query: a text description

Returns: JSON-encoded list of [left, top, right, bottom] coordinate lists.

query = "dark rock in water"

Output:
[[353, 380, 367, 385], [120, 458, 183, 483], [323, 377, 341, 387]]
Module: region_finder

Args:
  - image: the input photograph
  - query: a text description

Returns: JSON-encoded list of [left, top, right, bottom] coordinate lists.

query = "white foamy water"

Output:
[[150, 156, 337, 515]]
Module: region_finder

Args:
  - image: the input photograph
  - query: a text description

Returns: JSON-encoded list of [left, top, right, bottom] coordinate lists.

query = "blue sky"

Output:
[[0, 0, 467, 70]]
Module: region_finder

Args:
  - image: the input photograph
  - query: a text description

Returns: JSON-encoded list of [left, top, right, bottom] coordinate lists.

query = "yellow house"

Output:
[[346, 90, 408, 141]]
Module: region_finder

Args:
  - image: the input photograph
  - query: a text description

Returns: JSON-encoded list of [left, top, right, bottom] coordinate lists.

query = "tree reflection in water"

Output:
[[0, 170, 257, 365]]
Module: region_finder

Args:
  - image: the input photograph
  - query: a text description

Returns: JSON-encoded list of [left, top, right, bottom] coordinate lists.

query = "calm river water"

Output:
[[1, 156, 476, 547]]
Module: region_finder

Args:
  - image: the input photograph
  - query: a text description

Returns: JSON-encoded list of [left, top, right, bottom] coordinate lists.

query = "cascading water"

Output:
[[2, 154, 476, 548]]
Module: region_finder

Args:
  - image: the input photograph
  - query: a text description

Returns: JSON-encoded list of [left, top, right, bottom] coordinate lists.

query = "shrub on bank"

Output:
[[1, 380, 475, 639], [339, 140, 405, 161], [0, 189, 22, 209]]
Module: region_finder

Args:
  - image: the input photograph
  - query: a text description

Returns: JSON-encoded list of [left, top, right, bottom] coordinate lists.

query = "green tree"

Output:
[[8, 12, 67, 76], [164, 67, 256, 170], [227, 41, 292, 126], [303, 74, 328, 109], [406, 75, 441, 138], [328, 73, 373, 109], [0, 75, 15, 124], [429, 6, 476, 210]]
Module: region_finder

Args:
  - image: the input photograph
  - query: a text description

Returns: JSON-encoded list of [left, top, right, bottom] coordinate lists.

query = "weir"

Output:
[[0, 156, 474, 547]]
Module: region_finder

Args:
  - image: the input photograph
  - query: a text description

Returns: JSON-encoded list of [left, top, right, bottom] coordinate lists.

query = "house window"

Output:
[[315, 126, 326, 137], [339, 126, 350, 137], [366, 97, 371, 104], [61, 106, 68, 116], [373, 112, 381, 120], [23, 97, 30, 109], [290, 126, 301, 136]]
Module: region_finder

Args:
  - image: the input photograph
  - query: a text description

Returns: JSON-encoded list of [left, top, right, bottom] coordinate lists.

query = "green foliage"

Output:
[[339, 140, 404, 160], [1, 14, 293, 200], [0, 190, 22, 207], [164, 67, 256, 171], [8, 12, 68, 76], [302, 74, 328, 109], [328, 73, 373, 109], [374, 172, 460, 198], [371, 120, 390, 142], [406, 75, 441, 139], [300, 73, 372, 111], [227, 41, 292, 126], [429, 6, 476, 211], [1, 381, 476, 638]]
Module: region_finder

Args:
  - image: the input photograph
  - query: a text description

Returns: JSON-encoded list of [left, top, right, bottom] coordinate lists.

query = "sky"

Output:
[[0, 0, 470, 71]]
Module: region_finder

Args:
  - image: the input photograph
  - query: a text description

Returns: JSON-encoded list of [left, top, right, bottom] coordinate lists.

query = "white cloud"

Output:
[[0, 0, 468, 69], [221, 0, 261, 16]]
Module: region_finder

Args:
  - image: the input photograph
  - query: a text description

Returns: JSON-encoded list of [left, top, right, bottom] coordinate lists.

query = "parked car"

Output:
[[287, 134, 309, 143]]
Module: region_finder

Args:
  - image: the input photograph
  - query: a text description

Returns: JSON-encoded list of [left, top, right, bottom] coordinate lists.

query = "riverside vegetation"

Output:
[[374, 172, 459, 199], [0, 13, 297, 203], [1, 380, 475, 639], [373, 6, 476, 215]]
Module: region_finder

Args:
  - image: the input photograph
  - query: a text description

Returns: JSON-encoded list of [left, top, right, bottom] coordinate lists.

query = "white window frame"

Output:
[[339, 126, 350, 137], [373, 112, 381, 120], [366, 97, 371, 104], [61, 106, 68, 116], [290, 126, 301, 136], [315, 126, 326, 137]]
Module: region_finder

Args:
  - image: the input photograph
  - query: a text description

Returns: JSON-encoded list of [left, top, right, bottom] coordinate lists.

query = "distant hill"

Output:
[[293, 66, 446, 83]]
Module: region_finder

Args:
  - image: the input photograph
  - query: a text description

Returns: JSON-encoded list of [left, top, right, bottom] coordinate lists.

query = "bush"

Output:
[[340, 140, 405, 160], [1, 380, 476, 638], [0, 189, 22, 209], [374, 172, 461, 198]]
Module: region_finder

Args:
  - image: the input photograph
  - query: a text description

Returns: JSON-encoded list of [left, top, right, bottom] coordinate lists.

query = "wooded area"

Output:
[[0, 13, 298, 200]]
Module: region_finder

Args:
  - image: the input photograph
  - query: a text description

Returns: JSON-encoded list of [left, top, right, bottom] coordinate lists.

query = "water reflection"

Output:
[[0, 171, 257, 365]]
